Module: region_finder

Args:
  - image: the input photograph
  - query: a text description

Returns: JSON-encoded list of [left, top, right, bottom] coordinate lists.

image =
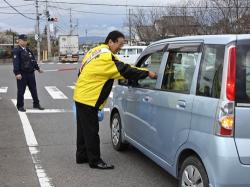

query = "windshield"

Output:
[[236, 40, 250, 103]]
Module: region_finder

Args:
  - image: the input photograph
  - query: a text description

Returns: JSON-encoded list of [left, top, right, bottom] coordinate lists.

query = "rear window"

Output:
[[236, 40, 250, 103], [196, 45, 225, 98]]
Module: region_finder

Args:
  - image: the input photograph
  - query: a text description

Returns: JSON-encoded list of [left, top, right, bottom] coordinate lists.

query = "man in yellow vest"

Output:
[[73, 30, 157, 169]]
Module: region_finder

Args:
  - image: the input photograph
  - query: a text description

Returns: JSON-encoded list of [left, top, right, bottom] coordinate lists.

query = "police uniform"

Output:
[[13, 34, 44, 112]]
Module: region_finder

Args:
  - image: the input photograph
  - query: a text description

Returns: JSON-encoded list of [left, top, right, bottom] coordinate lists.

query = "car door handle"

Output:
[[177, 100, 186, 109], [142, 96, 151, 102]]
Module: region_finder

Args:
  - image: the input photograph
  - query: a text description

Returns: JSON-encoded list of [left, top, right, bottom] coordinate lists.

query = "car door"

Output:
[[149, 43, 202, 164], [123, 44, 165, 147]]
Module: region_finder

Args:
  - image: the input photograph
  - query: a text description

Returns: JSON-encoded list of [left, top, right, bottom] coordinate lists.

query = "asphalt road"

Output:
[[0, 61, 178, 187]]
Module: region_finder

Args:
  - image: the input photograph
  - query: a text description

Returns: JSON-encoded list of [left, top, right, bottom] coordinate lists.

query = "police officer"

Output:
[[13, 34, 44, 112]]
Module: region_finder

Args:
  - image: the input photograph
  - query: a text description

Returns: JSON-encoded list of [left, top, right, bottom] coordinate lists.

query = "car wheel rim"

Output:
[[111, 117, 120, 146], [181, 165, 204, 187]]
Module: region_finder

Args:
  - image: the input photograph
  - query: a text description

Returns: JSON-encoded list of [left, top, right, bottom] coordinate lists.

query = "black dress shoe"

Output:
[[17, 107, 26, 112], [33, 104, 44, 110], [76, 157, 88, 164], [89, 159, 114, 169]]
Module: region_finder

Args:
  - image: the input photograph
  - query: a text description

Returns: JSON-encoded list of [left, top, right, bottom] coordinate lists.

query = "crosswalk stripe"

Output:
[[26, 109, 72, 113], [67, 86, 75, 90], [45, 86, 68, 99], [24, 88, 32, 99], [0, 87, 8, 93]]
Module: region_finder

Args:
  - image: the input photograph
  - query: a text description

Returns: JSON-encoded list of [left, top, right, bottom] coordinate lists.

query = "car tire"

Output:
[[178, 156, 209, 187], [110, 113, 128, 151]]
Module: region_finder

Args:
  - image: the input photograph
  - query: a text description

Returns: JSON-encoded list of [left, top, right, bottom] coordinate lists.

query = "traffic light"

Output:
[[48, 17, 58, 22]]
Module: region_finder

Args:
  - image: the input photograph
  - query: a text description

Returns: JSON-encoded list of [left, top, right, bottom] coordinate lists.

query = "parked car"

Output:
[[117, 45, 147, 65], [110, 35, 250, 187]]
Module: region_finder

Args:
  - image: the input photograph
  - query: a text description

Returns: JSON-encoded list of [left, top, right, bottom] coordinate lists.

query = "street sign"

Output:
[[35, 34, 39, 41]]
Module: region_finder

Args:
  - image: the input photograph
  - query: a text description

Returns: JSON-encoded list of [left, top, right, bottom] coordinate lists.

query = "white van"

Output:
[[117, 45, 147, 65]]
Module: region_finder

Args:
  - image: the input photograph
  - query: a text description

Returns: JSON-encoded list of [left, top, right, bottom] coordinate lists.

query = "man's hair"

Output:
[[104, 30, 125, 44]]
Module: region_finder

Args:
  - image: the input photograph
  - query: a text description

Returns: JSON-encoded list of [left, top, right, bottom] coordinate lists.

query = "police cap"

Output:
[[18, 34, 28, 41]]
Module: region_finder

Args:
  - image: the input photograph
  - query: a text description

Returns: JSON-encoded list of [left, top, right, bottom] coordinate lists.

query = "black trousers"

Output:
[[16, 72, 39, 108], [75, 102, 100, 164]]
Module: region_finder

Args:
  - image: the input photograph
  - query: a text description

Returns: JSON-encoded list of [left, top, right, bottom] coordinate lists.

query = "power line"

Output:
[[37, 1, 250, 9], [48, 5, 125, 15], [38, 1, 180, 8], [0, 3, 33, 8], [0, 11, 35, 14], [3, 0, 35, 20]]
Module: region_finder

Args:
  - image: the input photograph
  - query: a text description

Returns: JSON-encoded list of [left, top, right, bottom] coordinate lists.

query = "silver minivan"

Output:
[[110, 35, 250, 187]]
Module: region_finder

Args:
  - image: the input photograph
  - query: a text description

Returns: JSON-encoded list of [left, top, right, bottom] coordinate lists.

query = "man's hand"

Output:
[[38, 69, 44, 73], [148, 71, 157, 79], [16, 74, 22, 80]]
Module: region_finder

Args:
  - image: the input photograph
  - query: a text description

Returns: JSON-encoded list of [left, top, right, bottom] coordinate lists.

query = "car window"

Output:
[[161, 51, 198, 93], [138, 49, 143, 53], [135, 51, 164, 89], [196, 45, 225, 98], [127, 49, 137, 55], [246, 52, 250, 99], [117, 49, 126, 55]]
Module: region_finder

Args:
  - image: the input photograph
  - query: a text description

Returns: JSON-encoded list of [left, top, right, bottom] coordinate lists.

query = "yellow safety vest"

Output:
[[73, 44, 149, 109]]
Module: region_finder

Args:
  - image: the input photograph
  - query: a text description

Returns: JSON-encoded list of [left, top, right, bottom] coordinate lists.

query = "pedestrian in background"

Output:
[[73, 30, 157, 169], [13, 34, 44, 112]]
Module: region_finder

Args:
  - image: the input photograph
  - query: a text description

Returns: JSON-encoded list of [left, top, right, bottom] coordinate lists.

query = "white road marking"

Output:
[[45, 86, 68, 99], [103, 108, 110, 112], [67, 86, 75, 90], [48, 62, 54, 64], [109, 91, 113, 98], [11, 99, 54, 187], [26, 109, 72, 113], [73, 62, 78, 64], [24, 88, 32, 99], [0, 86, 8, 93], [65, 63, 70, 64], [57, 62, 62, 64]]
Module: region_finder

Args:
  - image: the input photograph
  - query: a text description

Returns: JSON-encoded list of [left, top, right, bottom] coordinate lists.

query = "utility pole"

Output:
[[12, 33, 15, 49], [35, 0, 41, 63], [45, 0, 51, 59], [76, 19, 79, 35], [129, 8, 132, 45], [70, 8, 73, 35]]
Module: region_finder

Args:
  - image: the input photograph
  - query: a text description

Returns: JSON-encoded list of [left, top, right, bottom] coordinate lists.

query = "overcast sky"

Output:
[[0, 0, 185, 37]]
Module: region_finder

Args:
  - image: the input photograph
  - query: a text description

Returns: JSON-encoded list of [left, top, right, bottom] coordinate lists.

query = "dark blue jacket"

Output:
[[13, 45, 40, 75]]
